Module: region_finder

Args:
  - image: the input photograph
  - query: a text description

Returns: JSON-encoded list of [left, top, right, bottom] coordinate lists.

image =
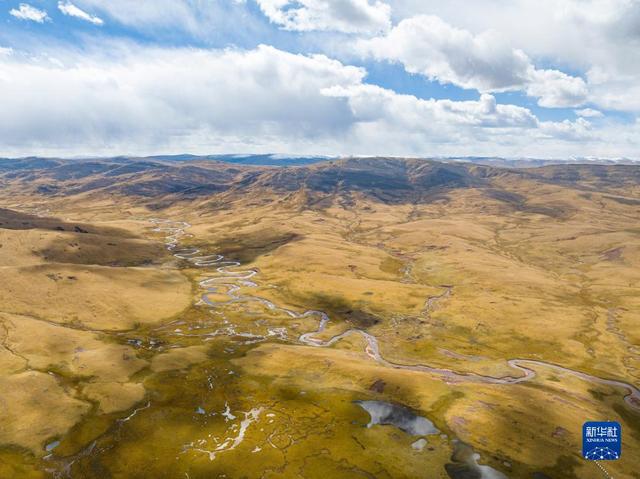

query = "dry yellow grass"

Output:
[[0, 210, 193, 458], [0, 264, 190, 330], [0, 371, 89, 452], [1, 159, 639, 478], [150, 345, 210, 373]]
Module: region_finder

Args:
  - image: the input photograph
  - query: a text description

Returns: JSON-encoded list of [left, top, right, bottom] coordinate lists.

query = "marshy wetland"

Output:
[[1, 158, 640, 478]]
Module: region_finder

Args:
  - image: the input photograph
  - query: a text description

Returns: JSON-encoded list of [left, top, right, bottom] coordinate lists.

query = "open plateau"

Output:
[[0, 156, 639, 479]]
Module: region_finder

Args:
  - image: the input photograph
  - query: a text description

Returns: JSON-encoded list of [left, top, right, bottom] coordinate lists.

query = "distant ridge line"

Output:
[[1, 154, 638, 169]]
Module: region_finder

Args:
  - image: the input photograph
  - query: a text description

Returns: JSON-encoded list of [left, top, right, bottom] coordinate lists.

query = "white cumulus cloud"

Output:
[[0, 45, 363, 155], [389, 0, 640, 113], [58, 1, 104, 25], [358, 15, 531, 91], [323, 86, 538, 130], [0, 43, 635, 158], [9, 3, 49, 23], [256, 0, 391, 33], [526, 69, 588, 108], [539, 117, 592, 141], [357, 15, 588, 108], [575, 108, 603, 118]]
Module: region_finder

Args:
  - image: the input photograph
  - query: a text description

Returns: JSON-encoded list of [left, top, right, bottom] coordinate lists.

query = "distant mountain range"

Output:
[[1, 156, 640, 213], [1, 154, 637, 169], [441, 157, 640, 168]]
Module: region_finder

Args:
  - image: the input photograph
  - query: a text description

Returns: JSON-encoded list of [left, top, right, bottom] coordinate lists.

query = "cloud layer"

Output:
[[58, 1, 103, 25], [2, 44, 629, 158], [256, 0, 391, 33], [9, 3, 49, 23], [390, 0, 640, 112], [357, 15, 588, 108], [1, 0, 639, 157]]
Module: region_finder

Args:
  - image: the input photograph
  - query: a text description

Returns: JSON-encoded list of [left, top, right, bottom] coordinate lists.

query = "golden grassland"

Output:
[[0, 168, 639, 478], [177, 183, 640, 478], [0, 209, 191, 463]]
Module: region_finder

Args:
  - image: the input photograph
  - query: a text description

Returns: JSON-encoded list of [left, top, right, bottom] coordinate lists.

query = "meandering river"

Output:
[[151, 219, 640, 412]]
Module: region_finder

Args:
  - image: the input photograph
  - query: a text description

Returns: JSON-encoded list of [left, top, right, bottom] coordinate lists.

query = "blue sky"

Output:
[[1, 0, 639, 158]]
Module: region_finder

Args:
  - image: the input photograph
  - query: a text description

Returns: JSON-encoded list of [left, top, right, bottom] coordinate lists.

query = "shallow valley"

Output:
[[0, 157, 639, 478]]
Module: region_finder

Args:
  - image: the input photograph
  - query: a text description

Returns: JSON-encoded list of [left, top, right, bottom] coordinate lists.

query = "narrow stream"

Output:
[[4, 211, 636, 478], [152, 219, 640, 412]]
